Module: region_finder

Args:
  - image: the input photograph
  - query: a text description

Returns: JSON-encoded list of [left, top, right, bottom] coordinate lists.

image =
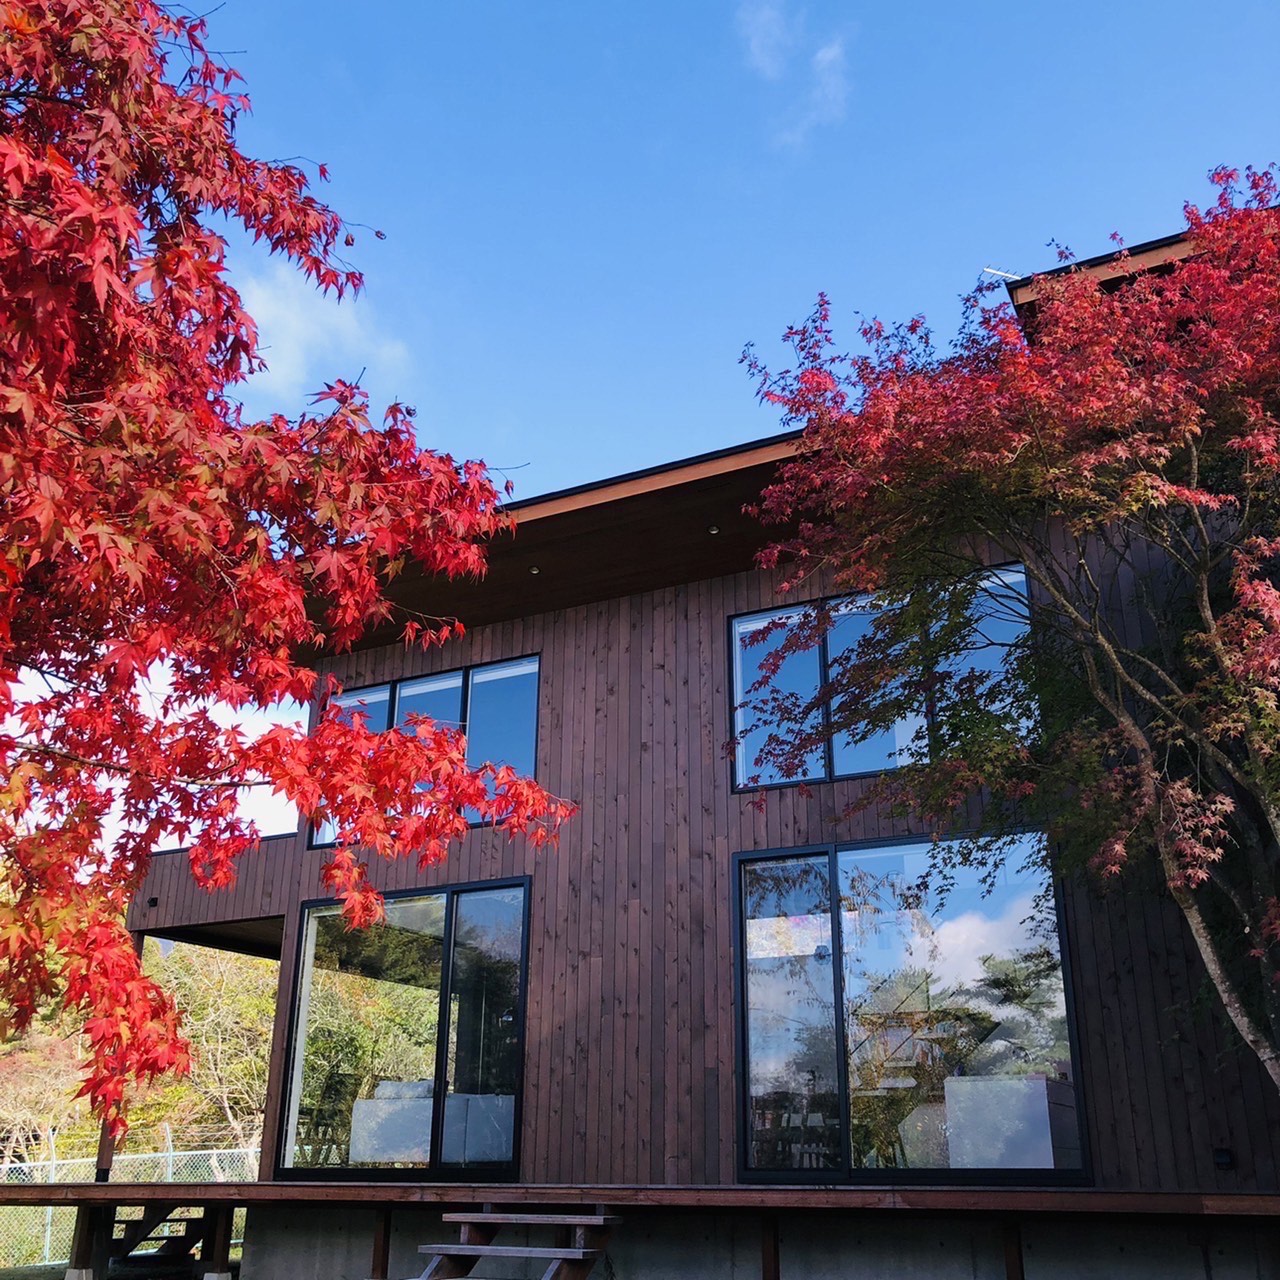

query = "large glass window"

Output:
[[461, 657, 539, 823], [281, 881, 527, 1175], [731, 569, 1026, 789], [741, 855, 842, 1171], [439, 887, 526, 1165], [311, 655, 539, 844], [739, 837, 1081, 1177]]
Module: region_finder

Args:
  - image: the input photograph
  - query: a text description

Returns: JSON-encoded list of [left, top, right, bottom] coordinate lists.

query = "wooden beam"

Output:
[[1007, 237, 1196, 308], [114, 1204, 173, 1258], [93, 1120, 115, 1185], [68, 1204, 97, 1269], [512, 437, 798, 525], [256, 906, 303, 1182], [67, 1203, 111, 1280], [7, 1180, 1280, 1218]]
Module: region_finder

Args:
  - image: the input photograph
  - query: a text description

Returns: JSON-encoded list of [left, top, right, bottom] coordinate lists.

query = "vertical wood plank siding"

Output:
[[130, 567, 1280, 1193]]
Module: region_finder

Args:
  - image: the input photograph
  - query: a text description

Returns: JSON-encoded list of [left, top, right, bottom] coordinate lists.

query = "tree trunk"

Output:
[[1161, 844, 1280, 1094]]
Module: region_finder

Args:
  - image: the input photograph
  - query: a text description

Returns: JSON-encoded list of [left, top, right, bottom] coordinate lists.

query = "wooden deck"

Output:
[[2, 1181, 1278, 1218]]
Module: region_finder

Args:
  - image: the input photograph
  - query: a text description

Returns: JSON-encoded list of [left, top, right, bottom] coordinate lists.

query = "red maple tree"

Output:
[[743, 168, 1280, 1089], [0, 0, 571, 1132]]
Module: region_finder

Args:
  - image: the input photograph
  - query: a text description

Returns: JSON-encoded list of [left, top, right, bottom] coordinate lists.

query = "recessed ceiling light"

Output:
[[529, 566, 541, 575], [707, 525, 720, 535]]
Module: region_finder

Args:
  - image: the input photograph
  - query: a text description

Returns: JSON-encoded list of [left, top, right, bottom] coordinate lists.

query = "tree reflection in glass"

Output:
[[739, 838, 1081, 1176], [742, 856, 842, 1171], [285, 894, 446, 1170], [440, 887, 525, 1166], [838, 842, 1079, 1171]]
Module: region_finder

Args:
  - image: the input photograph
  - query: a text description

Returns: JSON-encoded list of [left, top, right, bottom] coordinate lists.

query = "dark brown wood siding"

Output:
[[129, 566, 1280, 1193]]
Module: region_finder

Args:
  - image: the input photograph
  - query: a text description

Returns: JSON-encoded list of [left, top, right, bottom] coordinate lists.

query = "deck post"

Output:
[[93, 1119, 116, 1184], [370, 1207, 393, 1280], [1003, 1220, 1026, 1280], [201, 1202, 235, 1280], [760, 1212, 780, 1280], [66, 1203, 110, 1280]]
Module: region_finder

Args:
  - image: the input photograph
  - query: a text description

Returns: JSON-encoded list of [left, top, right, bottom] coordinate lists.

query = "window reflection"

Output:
[[310, 656, 540, 845], [739, 839, 1082, 1176], [332, 686, 391, 734], [284, 895, 446, 1170], [440, 887, 525, 1166], [466, 658, 538, 776], [742, 856, 842, 1171], [395, 672, 463, 735], [463, 657, 539, 824], [732, 611, 824, 787], [282, 883, 528, 1174], [839, 844, 1078, 1171], [731, 567, 1029, 790], [827, 601, 921, 777]]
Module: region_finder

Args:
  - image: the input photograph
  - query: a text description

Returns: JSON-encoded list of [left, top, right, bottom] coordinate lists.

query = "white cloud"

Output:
[[735, 3, 852, 148], [736, 0, 795, 80], [234, 261, 411, 421], [778, 39, 850, 147], [925, 894, 1039, 993]]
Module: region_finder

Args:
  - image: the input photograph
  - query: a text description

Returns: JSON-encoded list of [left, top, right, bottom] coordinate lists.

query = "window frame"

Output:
[[307, 652, 542, 846], [274, 873, 533, 1183], [727, 565, 1028, 794], [729, 835, 1091, 1187]]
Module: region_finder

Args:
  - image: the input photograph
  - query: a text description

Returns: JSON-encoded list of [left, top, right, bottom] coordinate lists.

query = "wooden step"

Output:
[[419, 1243, 601, 1260], [441, 1211, 621, 1227]]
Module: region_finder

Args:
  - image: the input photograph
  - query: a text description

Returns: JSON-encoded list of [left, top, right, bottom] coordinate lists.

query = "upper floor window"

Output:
[[311, 655, 539, 845], [731, 568, 1026, 789]]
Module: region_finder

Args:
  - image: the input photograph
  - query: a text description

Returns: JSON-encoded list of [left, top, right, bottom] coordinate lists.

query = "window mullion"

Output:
[[826, 845, 853, 1177], [430, 888, 460, 1165], [459, 669, 474, 765], [819, 624, 835, 783]]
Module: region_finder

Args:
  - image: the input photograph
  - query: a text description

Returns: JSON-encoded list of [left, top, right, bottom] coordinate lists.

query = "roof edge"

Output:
[[506, 429, 801, 524], [1005, 229, 1193, 309]]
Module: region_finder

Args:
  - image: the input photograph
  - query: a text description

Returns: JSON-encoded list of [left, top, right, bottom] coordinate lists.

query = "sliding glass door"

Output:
[[281, 879, 528, 1178]]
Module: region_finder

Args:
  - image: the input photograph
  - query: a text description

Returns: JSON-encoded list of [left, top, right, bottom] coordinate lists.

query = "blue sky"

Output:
[[215, 0, 1280, 500]]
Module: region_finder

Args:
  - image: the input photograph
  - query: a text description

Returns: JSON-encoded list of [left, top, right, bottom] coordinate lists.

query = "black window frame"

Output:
[[307, 652, 542, 846], [730, 835, 1091, 1187], [274, 873, 533, 1183], [727, 565, 1028, 794]]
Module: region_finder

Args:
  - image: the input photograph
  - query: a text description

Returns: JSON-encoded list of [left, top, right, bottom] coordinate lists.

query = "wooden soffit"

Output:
[[355, 432, 800, 647]]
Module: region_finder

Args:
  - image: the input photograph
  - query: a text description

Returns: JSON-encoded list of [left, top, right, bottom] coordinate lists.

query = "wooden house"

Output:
[[9, 235, 1280, 1280]]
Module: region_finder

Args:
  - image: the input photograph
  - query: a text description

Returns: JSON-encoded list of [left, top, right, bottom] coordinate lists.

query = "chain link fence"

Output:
[[0, 1146, 257, 1269]]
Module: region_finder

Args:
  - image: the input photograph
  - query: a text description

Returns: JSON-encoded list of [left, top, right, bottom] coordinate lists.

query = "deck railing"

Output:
[[0, 1146, 258, 1269]]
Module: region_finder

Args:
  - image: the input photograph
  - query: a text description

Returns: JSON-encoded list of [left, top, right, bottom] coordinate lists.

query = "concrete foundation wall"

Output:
[[239, 1204, 1280, 1280]]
